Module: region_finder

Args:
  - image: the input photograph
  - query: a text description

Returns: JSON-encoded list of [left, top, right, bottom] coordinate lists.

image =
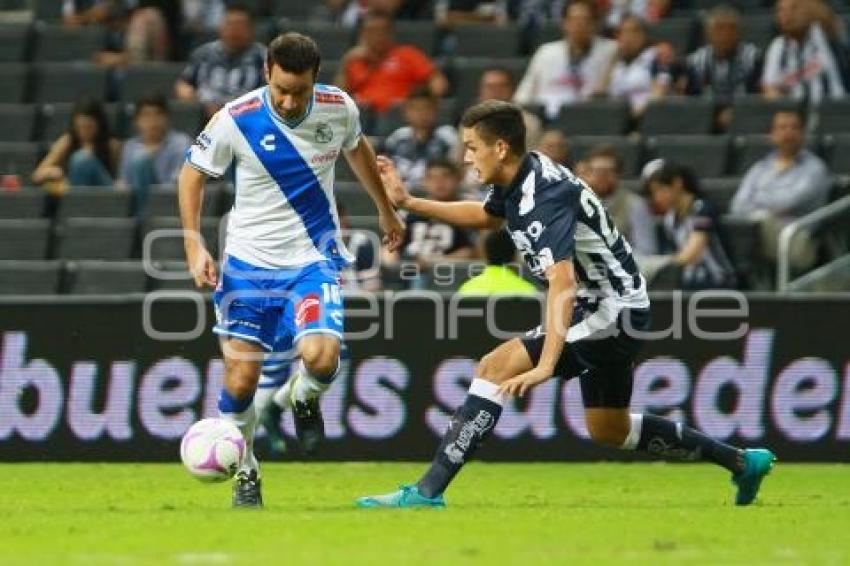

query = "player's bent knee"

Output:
[[586, 417, 631, 447], [299, 337, 341, 380], [223, 365, 258, 400]]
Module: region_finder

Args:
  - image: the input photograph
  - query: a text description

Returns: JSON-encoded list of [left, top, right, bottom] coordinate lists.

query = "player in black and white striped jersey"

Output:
[[357, 100, 775, 510]]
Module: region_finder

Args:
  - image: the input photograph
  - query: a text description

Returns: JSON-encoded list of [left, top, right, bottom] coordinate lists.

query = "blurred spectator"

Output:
[[435, 0, 509, 27], [514, 0, 617, 119], [762, 0, 847, 104], [337, 203, 381, 291], [686, 5, 762, 128], [32, 99, 121, 191], [605, 0, 673, 29], [312, 0, 368, 27], [95, 3, 174, 67], [604, 15, 676, 116], [458, 230, 537, 296], [182, 0, 226, 36], [645, 161, 737, 290], [536, 129, 570, 166], [384, 159, 475, 268], [573, 157, 591, 183], [731, 109, 830, 270], [382, 89, 459, 188], [175, 3, 266, 117], [337, 13, 449, 114], [118, 94, 192, 207], [478, 66, 542, 147], [585, 145, 657, 256]]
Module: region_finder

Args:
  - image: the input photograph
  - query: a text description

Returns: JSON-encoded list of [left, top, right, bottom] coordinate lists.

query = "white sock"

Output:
[[253, 384, 277, 420], [273, 360, 339, 407], [220, 401, 259, 473], [620, 413, 643, 450]]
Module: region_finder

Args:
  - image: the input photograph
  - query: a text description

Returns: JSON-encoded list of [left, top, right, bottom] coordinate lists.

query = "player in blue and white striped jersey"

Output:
[[179, 32, 404, 508], [358, 100, 775, 509]]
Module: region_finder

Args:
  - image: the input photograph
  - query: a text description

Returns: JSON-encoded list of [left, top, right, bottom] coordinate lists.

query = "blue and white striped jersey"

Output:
[[484, 151, 650, 321], [186, 84, 362, 269]]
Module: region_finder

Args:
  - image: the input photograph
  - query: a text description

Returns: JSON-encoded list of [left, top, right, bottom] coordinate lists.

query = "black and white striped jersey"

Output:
[[483, 151, 650, 312]]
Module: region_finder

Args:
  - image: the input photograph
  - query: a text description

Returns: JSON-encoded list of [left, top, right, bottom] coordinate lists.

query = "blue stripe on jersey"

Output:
[[230, 103, 343, 266]]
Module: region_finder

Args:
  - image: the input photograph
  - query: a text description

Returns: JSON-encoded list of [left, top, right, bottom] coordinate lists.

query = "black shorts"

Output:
[[521, 306, 650, 409]]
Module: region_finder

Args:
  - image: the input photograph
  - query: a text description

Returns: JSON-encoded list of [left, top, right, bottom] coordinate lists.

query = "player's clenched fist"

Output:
[[379, 209, 405, 253]]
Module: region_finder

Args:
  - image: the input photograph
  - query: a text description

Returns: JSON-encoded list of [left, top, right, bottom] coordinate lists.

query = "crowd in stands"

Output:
[[2, 0, 849, 294]]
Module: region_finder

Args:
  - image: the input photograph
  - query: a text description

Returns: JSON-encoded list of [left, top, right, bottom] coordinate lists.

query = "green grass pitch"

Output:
[[0, 463, 847, 565]]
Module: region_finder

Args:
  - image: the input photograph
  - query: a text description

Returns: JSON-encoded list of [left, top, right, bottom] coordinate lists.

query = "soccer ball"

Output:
[[180, 418, 245, 483]]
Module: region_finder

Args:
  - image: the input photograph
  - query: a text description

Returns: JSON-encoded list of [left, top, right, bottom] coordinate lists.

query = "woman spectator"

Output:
[[32, 99, 121, 191], [644, 161, 737, 290]]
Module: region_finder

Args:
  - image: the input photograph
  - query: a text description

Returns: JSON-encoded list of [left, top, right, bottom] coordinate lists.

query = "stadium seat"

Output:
[[692, 0, 766, 12], [650, 17, 697, 54], [32, 24, 105, 62], [64, 260, 148, 295], [277, 22, 354, 60], [394, 21, 437, 55], [0, 260, 62, 294], [566, 135, 643, 178], [39, 102, 125, 141], [720, 215, 764, 289], [531, 22, 563, 51], [822, 134, 850, 176], [648, 135, 730, 177], [119, 63, 185, 101], [728, 97, 801, 135], [0, 190, 46, 219], [147, 260, 197, 291], [141, 216, 221, 261], [336, 182, 378, 217], [553, 100, 631, 136], [0, 25, 31, 63], [451, 24, 521, 58], [55, 188, 134, 219], [32, 63, 108, 104], [166, 100, 205, 137], [700, 177, 741, 214], [31, 0, 63, 22], [0, 219, 51, 259], [640, 98, 715, 136], [336, 156, 358, 182], [317, 60, 339, 85], [0, 104, 37, 141], [0, 142, 43, 177], [272, 3, 313, 19], [143, 184, 223, 218], [449, 57, 528, 107], [0, 64, 30, 103], [814, 100, 850, 135], [730, 134, 771, 175], [739, 14, 776, 49], [54, 217, 137, 260]]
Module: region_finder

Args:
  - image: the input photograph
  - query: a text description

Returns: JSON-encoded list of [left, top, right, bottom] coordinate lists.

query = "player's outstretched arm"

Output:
[[178, 163, 217, 288], [344, 137, 405, 251], [376, 156, 503, 230]]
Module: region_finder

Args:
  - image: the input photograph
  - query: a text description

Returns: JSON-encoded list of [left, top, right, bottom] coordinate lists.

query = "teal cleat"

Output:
[[356, 485, 446, 509], [732, 448, 776, 506]]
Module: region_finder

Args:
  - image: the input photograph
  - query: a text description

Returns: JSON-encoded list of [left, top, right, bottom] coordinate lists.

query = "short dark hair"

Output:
[[562, 0, 598, 21], [405, 86, 437, 105], [267, 32, 321, 76], [460, 100, 526, 156], [426, 157, 461, 177], [647, 162, 703, 197], [585, 144, 622, 174], [225, 1, 253, 18], [485, 230, 518, 266], [772, 108, 805, 126], [134, 93, 168, 116]]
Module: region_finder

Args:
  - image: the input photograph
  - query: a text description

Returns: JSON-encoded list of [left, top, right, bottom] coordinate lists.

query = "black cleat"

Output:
[[259, 402, 287, 456], [293, 398, 325, 455], [232, 469, 263, 509]]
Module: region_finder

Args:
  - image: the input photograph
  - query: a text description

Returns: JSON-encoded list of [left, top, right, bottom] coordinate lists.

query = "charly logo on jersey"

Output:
[[260, 134, 276, 151], [315, 122, 333, 143]]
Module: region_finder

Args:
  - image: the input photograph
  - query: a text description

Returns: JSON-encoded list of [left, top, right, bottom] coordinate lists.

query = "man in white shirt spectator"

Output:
[[514, 0, 617, 119], [731, 110, 832, 269], [762, 0, 847, 105]]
